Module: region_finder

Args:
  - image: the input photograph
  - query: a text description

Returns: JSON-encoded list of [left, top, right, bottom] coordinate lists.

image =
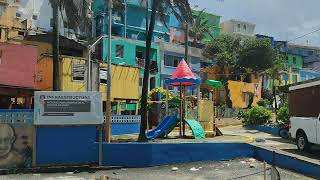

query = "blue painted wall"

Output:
[[254, 147, 320, 178], [299, 69, 320, 82], [102, 143, 254, 167], [36, 126, 98, 166]]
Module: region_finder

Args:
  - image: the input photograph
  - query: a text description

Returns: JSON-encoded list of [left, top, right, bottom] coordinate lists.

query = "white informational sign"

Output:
[[34, 91, 103, 125], [100, 69, 107, 80]]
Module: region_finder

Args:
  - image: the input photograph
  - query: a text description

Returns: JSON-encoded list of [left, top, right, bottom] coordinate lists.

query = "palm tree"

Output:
[[265, 55, 287, 116], [49, 0, 90, 91], [189, 9, 212, 46], [138, 0, 193, 141]]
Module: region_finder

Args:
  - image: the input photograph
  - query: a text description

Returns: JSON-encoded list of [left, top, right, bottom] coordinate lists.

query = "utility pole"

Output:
[[184, 22, 189, 64], [52, 2, 59, 91], [105, 0, 112, 143]]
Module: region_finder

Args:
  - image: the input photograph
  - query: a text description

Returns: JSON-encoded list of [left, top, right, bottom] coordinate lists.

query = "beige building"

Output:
[[221, 19, 255, 38]]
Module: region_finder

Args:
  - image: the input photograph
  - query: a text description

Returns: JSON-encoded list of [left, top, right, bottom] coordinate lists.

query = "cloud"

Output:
[[189, 0, 320, 46]]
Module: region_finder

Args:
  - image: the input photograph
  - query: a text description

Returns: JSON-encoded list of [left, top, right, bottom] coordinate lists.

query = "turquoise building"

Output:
[[92, 0, 170, 42]]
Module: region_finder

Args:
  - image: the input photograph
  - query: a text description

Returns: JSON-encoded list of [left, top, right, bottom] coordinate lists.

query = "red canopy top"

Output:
[[165, 59, 200, 86]]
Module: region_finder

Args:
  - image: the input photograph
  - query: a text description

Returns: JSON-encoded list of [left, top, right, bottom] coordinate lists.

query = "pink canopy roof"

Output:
[[165, 59, 200, 86]]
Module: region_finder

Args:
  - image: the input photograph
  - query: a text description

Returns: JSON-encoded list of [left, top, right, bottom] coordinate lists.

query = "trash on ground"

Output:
[[171, 167, 179, 171], [190, 167, 199, 171]]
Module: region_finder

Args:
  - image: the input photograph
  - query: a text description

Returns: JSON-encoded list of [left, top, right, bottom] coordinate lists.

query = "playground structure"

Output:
[[147, 60, 223, 140]]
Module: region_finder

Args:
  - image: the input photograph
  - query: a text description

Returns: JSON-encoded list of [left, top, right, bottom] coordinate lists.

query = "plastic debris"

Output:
[[190, 167, 199, 171], [199, 167, 202, 169], [255, 138, 266, 142], [240, 161, 246, 164], [249, 158, 256, 163], [171, 167, 179, 171]]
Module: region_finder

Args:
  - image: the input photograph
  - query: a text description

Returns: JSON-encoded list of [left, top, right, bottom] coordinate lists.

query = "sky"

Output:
[[189, 0, 320, 46]]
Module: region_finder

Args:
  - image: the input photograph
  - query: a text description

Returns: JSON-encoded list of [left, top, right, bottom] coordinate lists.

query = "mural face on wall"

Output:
[[0, 124, 33, 169]]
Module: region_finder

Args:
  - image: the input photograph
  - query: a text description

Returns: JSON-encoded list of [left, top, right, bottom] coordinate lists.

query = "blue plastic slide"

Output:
[[146, 116, 179, 139]]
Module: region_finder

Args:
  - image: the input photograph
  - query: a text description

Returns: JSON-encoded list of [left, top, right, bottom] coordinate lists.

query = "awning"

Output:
[[204, 80, 223, 88]]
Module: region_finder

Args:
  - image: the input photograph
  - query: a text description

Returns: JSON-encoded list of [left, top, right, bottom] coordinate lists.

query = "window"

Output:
[[308, 50, 313, 56], [292, 74, 298, 83], [243, 24, 247, 31], [116, 45, 124, 58], [100, 68, 107, 84], [139, 77, 143, 86], [32, 15, 38, 20], [136, 50, 144, 59], [18, 31, 24, 36], [292, 56, 296, 64], [72, 62, 85, 81], [15, 12, 21, 18], [164, 55, 180, 67], [237, 24, 241, 32], [50, 18, 53, 27]]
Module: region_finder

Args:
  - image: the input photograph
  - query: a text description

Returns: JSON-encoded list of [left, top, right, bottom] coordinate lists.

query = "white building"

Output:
[[221, 19, 255, 37], [0, 0, 89, 40]]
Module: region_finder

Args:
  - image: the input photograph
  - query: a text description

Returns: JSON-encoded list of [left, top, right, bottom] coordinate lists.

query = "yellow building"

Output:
[[36, 55, 140, 112], [228, 80, 262, 109], [0, 1, 30, 42]]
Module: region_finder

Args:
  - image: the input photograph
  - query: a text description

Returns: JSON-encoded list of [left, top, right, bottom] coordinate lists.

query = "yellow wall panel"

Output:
[[61, 57, 139, 101], [228, 80, 262, 109]]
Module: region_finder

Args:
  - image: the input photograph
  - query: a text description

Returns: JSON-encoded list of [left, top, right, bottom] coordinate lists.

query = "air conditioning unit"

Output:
[[15, 11, 22, 19]]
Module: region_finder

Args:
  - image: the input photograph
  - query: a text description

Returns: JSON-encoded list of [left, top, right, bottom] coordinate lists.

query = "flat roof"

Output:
[[289, 77, 320, 91]]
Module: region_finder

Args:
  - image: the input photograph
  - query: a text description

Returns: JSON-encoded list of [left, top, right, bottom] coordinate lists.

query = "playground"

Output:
[[0, 60, 320, 180]]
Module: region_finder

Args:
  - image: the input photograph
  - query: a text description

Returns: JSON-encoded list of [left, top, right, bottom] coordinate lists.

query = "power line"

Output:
[[287, 27, 320, 43]]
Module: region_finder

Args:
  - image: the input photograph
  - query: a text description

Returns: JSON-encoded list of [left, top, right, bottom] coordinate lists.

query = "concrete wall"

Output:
[[0, 43, 38, 88], [35, 126, 98, 166], [228, 80, 262, 109], [0, 110, 34, 169], [103, 143, 254, 167]]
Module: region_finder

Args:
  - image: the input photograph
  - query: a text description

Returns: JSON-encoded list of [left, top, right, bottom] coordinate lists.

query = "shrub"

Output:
[[257, 98, 270, 108], [242, 106, 272, 125], [147, 87, 180, 109], [276, 103, 289, 125]]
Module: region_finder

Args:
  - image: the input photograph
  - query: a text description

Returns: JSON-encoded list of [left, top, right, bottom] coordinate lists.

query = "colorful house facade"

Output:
[[93, 0, 169, 42], [35, 55, 140, 114], [102, 37, 161, 91], [0, 43, 38, 109], [299, 69, 320, 81]]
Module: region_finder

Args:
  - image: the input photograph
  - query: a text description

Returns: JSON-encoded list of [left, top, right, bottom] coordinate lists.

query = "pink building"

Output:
[[0, 43, 38, 109]]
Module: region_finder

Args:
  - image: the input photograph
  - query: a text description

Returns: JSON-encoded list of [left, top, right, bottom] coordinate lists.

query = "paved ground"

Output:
[[220, 125, 320, 163], [2, 158, 313, 180]]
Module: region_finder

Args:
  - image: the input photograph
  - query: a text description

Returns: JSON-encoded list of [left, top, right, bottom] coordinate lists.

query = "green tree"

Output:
[[139, 0, 193, 141], [204, 35, 241, 68], [238, 38, 277, 73], [188, 10, 211, 46], [204, 35, 242, 107], [49, 0, 90, 91]]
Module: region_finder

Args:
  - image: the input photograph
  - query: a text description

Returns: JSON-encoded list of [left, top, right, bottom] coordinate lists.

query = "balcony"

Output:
[[136, 57, 158, 73]]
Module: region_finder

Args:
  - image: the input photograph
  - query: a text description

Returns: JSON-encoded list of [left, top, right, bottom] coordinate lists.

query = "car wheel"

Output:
[[296, 132, 310, 152]]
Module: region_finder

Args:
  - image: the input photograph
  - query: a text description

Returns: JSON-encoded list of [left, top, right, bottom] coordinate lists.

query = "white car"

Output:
[[289, 114, 320, 151]]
